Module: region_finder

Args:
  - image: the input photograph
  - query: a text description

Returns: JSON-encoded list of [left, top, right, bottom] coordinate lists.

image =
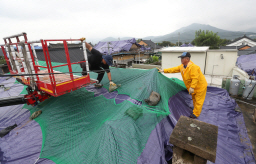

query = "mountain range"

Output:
[[100, 23, 256, 43]]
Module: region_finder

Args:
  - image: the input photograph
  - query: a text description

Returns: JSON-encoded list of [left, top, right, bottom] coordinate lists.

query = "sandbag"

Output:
[[109, 84, 121, 92], [125, 106, 143, 121], [30, 110, 42, 120], [144, 91, 161, 106]]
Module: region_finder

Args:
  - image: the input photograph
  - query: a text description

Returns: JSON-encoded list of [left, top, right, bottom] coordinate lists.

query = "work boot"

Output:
[[95, 83, 103, 88], [189, 113, 197, 119]]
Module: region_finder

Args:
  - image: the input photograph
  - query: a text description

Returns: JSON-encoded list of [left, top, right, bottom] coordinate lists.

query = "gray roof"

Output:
[[0, 49, 3, 56], [141, 40, 162, 49], [238, 46, 256, 56], [219, 46, 237, 49], [241, 46, 256, 51], [35, 47, 92, 63], [220, 45, 251, 50], [227, 35, 256, 45], [49, 43, 82, 49], [0, 47, 93, 63], [49, 42, 94, 49], [238, 50, 256, 56]]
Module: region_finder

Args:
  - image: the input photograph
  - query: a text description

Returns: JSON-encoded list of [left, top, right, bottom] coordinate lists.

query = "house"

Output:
[[138, 39, 162, 49], [238, 46, 256, 56], [160, 47, 238, 76], [226, 35, 256, 47], [220, 44, 252, 51], [94, 38, 150, 66]]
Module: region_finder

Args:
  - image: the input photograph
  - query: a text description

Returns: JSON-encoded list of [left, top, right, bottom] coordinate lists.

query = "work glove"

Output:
[[156, 67, 163, 73], [109, 81, 116, 86], [189, 87, 194, 94], [80, 37, 86, 42]]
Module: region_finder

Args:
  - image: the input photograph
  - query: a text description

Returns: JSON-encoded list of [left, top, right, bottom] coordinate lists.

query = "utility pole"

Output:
[[101, 42, 112, 55], [178, 32, 180, 46], [107, 42, 111, 55]]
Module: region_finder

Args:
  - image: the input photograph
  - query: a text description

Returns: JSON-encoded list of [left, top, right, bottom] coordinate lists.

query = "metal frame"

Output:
[[1, 33, 97, 105]]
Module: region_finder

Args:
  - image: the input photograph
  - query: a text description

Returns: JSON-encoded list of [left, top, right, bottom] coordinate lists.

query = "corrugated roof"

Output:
[[141, 40, 162, 49], [160, 46, 209, 52], [35, 47, 92, 63]]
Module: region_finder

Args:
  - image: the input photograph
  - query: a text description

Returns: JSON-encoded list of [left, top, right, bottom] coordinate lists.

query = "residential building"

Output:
[[226, 35, 256, 47]]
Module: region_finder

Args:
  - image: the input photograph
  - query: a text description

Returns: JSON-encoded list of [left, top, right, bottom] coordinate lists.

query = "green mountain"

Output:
[[100, 23, 256, 43]]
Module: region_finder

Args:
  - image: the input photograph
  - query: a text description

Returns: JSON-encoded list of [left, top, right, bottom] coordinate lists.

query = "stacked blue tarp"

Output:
[[237, 53, 256, 79], [140, 45, 151, 51], [94, 38, 140, 55]]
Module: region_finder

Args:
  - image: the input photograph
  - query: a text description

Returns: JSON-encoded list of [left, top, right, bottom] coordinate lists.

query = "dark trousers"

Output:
[[82, 66, 105, 83]]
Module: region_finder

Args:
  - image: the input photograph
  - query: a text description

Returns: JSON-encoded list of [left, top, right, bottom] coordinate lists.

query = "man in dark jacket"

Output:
[[80, 42, 116, 87]]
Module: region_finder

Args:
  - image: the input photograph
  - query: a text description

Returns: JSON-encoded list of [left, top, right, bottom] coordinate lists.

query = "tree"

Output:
[[0, 56, 6, 64], [136, 39, 142, 43], [175, 41, 183, 46], [157, 41, 175, 47], [219, 39, 231, 46], [192, 30, 221, 49]]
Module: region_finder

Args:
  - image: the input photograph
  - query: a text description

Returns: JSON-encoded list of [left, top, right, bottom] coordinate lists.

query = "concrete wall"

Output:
[[132, 63, 159, 69], [113, 54, 148, 61], [205, 50, 238, 76], [161, 52, 206, 72]]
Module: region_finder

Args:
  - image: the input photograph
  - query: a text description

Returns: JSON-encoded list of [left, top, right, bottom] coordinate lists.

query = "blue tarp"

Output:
[[237, 54, 256, 79], [0, 77, 255, 164], [94, 38, 140, 55]]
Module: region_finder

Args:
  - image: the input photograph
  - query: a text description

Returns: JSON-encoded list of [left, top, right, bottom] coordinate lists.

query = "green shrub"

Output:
[[0, 56, 6, 64], [145, 55, 159, 64]]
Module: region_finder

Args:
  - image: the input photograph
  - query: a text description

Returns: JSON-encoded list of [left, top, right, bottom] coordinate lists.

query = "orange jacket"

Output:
[[164, 61, 207, 93]]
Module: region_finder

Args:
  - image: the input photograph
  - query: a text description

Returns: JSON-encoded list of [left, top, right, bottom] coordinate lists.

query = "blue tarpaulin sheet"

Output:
[[0, 76, 255, 164], [94, 38, 140, 55], [237, 54, 256, 79]]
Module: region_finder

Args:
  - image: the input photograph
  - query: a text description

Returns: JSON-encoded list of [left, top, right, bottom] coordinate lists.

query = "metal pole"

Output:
[[211, 65, 218, 86], [139, 51, 140, 64], [178, 32, 180, 46]]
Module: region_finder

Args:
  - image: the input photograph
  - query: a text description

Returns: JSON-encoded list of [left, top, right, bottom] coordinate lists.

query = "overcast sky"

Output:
[[1, 0, 256, 44]]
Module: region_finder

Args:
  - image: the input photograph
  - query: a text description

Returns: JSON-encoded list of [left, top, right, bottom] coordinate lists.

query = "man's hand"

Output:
[[156, 67, 164, 73], [189, 87, 194, 94], [110, 81, 116, 86]]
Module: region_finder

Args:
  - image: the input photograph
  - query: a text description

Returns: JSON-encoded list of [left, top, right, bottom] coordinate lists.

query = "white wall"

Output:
[[162, 52, 206, 73], [205, 50, 237, 76]]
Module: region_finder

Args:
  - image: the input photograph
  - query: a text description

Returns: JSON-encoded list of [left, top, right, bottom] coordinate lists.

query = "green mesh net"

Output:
[[22, 61, 186, 164]]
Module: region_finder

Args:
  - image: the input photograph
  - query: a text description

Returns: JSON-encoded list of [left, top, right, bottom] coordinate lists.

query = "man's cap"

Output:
[[178, 52, 191, 58], [102, 55, 113, 66]]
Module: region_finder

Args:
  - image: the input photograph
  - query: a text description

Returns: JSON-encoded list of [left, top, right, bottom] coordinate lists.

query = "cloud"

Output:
[[0, 0, 256, 44]]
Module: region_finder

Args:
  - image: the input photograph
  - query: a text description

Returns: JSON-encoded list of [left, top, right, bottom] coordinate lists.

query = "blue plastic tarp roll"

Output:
[[237, 54, 256, 78]]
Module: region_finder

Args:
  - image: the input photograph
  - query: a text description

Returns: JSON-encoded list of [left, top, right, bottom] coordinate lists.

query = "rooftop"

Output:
[[160, 46, 209, 52]]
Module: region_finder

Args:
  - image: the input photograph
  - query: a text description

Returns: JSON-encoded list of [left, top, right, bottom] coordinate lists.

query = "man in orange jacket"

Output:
[[159, 52, 207, 118]]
